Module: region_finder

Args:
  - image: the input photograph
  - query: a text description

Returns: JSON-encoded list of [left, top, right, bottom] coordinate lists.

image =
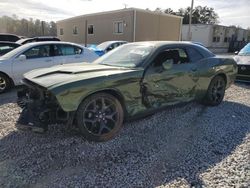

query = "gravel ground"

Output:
[[0, 83, 250, 187]]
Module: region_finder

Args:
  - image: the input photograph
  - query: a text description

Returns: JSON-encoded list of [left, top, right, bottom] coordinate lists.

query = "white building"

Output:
[[182, 24, 250, 53]]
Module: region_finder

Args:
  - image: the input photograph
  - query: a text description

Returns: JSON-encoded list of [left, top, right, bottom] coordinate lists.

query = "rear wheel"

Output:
[[76, 93, 124, 142], [0, 73, 11, 94], [203, 76, 226, 106]]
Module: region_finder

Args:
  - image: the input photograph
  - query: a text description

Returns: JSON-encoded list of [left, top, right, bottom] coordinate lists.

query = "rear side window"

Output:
[[54, 44, 82, 56], [186, 47, 204, 62]]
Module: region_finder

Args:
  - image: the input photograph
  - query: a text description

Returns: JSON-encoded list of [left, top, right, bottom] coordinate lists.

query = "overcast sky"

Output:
[[0, 0, 249, 28]]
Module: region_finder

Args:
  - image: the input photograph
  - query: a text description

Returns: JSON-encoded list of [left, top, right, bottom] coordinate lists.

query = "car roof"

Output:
[[0, 41, 20, 45], [23, 41, 85, 48], [125, 41, 215, 58]]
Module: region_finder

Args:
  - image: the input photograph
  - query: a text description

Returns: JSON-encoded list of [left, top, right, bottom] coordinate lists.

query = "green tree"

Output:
[[162, 6, 219, 24], [0, 15, 57, 37]]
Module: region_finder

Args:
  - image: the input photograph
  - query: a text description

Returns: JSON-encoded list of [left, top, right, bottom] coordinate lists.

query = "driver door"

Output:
[[142, 47, 199, 108], [12, 44, 54, 84]]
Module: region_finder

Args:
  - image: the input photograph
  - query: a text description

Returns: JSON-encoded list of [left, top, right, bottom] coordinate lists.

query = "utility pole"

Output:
[[188, 0, 194, 41], [41, 21, 45, 36]]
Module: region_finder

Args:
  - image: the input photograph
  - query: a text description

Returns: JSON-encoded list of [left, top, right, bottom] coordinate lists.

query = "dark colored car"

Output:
[[234, 43, 250, 82], [16, 36, 60, 45], [0, 42, 21, 56], [0, 33, 21, 42], [17, 41, 237, 142]]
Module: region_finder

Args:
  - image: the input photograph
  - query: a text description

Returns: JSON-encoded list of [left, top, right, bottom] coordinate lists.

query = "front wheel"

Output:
[[203, 76, 226, 106], [0, 73, 11, 94], [76, 93, 124, 142]]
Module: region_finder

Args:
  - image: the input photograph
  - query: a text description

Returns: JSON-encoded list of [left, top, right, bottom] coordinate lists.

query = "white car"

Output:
[[0, 41, 99, 93]]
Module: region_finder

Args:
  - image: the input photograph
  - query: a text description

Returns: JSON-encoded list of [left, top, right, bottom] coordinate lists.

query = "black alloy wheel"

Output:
[[204, 76, 226, 106], [77, 93, 124, 142]]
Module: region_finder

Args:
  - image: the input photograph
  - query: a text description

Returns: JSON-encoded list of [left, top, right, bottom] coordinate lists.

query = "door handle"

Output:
[[45, 59, 52, 62]]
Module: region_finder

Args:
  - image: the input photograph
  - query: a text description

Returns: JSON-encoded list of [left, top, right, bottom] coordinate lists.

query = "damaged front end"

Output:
[[17, 79, 73, 132]]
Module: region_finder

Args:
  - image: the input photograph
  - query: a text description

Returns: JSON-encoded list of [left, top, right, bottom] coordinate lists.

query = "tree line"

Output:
[[0, 15, 57, 37], [153, 6, 219, 24]]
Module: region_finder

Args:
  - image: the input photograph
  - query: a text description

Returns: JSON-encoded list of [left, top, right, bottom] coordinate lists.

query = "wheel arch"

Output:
[[78, 88, 128, 118], [215, 73, 227, 85]]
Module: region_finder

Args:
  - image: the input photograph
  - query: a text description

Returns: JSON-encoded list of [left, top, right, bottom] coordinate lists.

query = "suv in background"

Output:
[[0, 41, 21, 56], [16, 36, 60, 45], [0, 33, 21, 42]]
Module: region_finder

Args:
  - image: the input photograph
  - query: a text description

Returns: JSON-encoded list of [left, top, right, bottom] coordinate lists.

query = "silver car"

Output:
[[0, 41, 98, 93]]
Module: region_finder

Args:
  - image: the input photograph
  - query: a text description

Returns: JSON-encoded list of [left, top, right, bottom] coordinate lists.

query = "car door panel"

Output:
[[53, 44, 88, 65], [12, 45, 54, 84], [142, 48, 199, 108]]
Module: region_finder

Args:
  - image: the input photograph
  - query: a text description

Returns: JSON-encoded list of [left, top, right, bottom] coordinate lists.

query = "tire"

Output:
[[0, 73, 11, 94], [203, 76, 226, 106], [76, 92, 124, 142]]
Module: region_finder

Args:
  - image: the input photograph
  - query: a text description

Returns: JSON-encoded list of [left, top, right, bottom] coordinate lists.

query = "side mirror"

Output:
[[234, 51, 239, 55], [17, 54, 26, 61], [162, 59, 174, 70]]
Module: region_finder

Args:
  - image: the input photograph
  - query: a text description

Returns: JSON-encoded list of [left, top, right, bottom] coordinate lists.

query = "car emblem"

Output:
[[241, 66, 246, 71]]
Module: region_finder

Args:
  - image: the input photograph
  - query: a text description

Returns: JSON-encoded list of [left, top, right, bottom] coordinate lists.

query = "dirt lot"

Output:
[[0, 84, 250, 187]]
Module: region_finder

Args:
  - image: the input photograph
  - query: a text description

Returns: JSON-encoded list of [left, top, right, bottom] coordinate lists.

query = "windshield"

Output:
[[96, 41, 113, 50], [1, 44, 29, 59], [239, 43, 250, 55], [94, 43, 154, 68]]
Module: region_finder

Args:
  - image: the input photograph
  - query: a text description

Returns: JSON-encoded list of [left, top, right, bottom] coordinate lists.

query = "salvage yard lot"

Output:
[[0, 84, 249, 187]]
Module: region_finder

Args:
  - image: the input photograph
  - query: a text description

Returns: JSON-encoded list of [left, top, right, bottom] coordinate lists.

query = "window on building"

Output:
[[213, 37, 217, 42], [60, 28, 64, 35], [114, 21, 123, 34], [88, 25, 94, 35], [73, 26, 78, 35], [213, 36, 220, 43], [224, 37, 228, 43]]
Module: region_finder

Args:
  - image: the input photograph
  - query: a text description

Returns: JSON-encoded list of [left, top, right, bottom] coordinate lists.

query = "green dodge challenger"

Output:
[[17, 41, 237, 141]]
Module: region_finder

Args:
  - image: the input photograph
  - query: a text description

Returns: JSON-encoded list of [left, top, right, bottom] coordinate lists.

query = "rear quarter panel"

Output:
[[195, 56, 237, 100]]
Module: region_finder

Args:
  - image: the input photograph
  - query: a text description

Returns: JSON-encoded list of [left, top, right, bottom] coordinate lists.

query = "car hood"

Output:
[[24, 63, 141, 89], [234, 55, 250, 65]]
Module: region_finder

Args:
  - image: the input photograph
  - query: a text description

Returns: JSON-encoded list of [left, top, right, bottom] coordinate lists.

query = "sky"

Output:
[[0, 0, 249, 29]]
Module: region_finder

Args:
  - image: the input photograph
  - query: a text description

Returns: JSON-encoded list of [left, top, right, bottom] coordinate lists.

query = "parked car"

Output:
[[234, 43, 250, 82], [16, 36, 60, 45], [17, 41, 237, 141], [0, 41, 99, 93], [89, 41, 127, 56], [0, 42, 21, 56], [0, 33, 21, 42]]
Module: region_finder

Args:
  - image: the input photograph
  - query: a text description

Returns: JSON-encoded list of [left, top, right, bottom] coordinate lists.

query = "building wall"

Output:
[[135, 11, 182, 41], [57, 16, 86, 44], [57, 9, 134, 44], [182, 24, 250, 53], [57, 8, 182, 45], [182, 24, 212, 47]]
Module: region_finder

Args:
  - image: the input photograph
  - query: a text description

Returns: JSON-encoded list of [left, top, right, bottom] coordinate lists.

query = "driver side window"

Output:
[[153, 48, 189, 67], [23, 45, 51, 59]]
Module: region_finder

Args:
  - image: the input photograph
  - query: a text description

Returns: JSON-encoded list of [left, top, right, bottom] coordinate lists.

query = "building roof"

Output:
[[182, 24, 249, 31], [57, 7, 183, 23]]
